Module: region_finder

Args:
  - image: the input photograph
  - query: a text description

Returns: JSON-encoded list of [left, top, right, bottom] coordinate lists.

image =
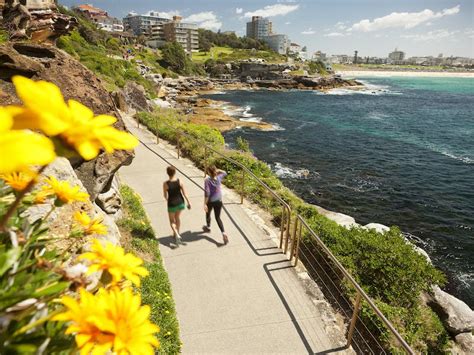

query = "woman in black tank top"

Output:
[[163, 166, 191, 245]]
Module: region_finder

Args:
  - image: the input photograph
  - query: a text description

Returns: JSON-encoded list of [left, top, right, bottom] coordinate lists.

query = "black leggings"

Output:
[[206, 200, 225, 233]]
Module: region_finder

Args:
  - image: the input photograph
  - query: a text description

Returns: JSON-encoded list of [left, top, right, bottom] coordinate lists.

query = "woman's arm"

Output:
[[180, 182, 191, 209], [163, 182, 168, 201]]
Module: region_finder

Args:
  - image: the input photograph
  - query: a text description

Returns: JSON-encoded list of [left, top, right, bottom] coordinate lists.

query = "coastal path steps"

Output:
[[119, 115, 349, 354]]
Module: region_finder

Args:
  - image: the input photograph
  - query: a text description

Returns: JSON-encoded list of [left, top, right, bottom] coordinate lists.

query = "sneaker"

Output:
[[202, 225, 211, 233], [176, 233, 183, 244], [223, 233, 229, 245]]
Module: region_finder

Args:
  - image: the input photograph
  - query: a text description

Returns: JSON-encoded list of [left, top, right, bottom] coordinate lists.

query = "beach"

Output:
[[338, 69, 474, 78]]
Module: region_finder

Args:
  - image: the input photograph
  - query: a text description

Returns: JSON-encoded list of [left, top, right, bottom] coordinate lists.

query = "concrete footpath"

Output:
[[119, 116, 349, 354]]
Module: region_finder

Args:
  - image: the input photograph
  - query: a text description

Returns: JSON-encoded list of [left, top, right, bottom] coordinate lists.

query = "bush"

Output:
[[136, 108, 449, 353], [160, 42, 205, 76]]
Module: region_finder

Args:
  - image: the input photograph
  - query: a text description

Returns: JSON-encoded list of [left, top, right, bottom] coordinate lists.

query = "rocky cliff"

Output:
[[0, 42, 134, 218]]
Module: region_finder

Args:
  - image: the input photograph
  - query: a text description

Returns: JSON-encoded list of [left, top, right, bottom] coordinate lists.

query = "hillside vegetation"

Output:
[[136, 109, 449, 354]]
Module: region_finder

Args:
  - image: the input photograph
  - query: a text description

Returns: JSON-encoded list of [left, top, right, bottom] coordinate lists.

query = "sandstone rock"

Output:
[[2, 0, 77, 43], [429, 285, 474, 334], [124, 81, 150, 112], [453, 332, 474, 354], [96, 176, 122, 217], [112, 90, 128, 112], [0, 43, 135, 210], [313, 205, 359, 228], [363, 223, 390, 233]]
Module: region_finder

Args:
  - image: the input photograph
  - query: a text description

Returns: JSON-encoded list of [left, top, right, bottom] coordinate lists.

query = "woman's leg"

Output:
[[168, 212, 178, 236], [175, 210, 182, 234], [205, 202, 213, 229], [213, 201, 225, 233]]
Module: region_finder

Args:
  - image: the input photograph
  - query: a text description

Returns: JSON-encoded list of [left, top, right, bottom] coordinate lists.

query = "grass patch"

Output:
[[192, 46, 286, 64], [118, 185, 181, 354], [0, 29, 8, 44]]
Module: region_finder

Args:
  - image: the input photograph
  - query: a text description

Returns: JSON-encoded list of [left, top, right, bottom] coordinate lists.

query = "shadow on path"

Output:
[[158, 230, 224, 249]]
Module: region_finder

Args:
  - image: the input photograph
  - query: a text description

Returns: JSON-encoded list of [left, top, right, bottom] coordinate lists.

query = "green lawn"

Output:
[[118, 185, 181, 354], [192, 46, 234, 63], [192, 46, 286, 64]]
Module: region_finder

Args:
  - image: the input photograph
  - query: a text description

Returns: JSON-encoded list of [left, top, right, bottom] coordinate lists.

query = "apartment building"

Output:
[[75, 4, 123, 32], [162, 16, 199, 52], [262, 34, 289, 55], [246, 16, 272, 40], [123, 11, 170, 36]]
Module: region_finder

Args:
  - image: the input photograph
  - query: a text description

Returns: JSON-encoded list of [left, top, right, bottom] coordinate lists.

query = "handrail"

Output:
[[139, 116, 292, 250], [294, 216, 415, 354], [137, 115, 414, 354]]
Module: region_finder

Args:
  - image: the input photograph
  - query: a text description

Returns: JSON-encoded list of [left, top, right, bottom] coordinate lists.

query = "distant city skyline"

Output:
[[60, 0, 474, 58]]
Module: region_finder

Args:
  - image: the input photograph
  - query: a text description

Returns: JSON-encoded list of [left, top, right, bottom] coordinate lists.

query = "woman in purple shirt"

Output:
[[203, 165, 228, 244]]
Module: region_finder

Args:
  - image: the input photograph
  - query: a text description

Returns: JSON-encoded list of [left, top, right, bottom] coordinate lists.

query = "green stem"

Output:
[[0, 165, 48, 232], [12, 308, 62, 338]]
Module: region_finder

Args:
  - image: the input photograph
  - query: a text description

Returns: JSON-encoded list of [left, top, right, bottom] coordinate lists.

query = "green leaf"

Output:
[[0, 247, 21, 277], [33, 281, 70, 298]]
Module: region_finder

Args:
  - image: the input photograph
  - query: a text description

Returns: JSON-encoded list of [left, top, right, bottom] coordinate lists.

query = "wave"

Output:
[[318, 80, 402, 96], [273, 162, 317, 179], [440, 151, 474, 164]]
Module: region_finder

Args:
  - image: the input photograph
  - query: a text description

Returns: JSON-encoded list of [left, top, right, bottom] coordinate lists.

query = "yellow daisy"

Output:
[[0, 169, 38, 192], [74, 211, 108, 235], [0, 107, 56, 174], [54, 288, 159, 355], [43, 176, 89, 204], [79, 239, 148, 286]]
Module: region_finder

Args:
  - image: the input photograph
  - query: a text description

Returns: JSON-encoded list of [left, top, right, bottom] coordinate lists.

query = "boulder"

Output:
[[124, 81, 150, 112], [428, 285, 474, 334], [112, 90, 128, 112], [453, 332, 473, 354], [363, 223, 390, 233], [313, 205, 359, 228], [96, 176, 122, 217]]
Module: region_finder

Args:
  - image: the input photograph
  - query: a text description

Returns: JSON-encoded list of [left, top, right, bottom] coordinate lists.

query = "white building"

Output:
[[262, 34, 289, 55]]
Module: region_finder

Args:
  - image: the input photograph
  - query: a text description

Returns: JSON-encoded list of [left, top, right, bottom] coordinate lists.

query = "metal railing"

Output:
[[136, 115, 415, 354], [137, 116, 292, 252]]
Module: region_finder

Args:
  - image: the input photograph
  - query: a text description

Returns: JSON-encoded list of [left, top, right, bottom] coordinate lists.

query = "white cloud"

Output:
[[184, 11, 222, 31], [244, 4, 299, 18], [325, 32, 345, 37], [401, 29, 459, 41], [236, 8, 243, 15], [285, 21, 291, 25], [349, 5, 460, 32], [301, 28, 315, 35], [335, 21, 347, 30], [465, 28, 474, 38], [150, 10, 180, 19]]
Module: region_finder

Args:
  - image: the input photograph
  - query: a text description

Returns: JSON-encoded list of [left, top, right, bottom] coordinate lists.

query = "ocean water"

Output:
[[205, 76, 474, 307]]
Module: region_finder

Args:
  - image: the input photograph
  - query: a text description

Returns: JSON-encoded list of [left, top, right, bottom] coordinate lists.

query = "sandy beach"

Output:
[[338, 70, 474, 78]]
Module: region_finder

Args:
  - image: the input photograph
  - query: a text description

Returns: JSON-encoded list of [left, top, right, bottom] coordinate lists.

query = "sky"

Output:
[[60, 0, 474, 58]]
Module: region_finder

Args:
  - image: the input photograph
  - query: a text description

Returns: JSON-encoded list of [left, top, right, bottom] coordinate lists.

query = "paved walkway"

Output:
[[119, 116, 348, 354]]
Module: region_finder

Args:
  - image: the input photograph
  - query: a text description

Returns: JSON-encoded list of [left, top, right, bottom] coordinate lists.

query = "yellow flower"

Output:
[[61, 100, 139, 160], [10, 76, 138, 161], [44, 176, 89, 204], [79, 239, 148, 286], [74, 211, 107, 235], [10, 76, 70, 135], [0, 169, 38, 192], [33, 189, 53, 204], [0, 108, 56, 174], [54, 288, 159, 355]]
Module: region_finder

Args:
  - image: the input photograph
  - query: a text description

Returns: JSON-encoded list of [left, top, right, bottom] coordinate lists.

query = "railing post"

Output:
[[294, 218, 302, 266], [290, 217, 299, 262], [280, 206, 285, 250], [137, 116, 140, 128], [240, 169, 245, 204], [347, 291, 362, 347], [176, 132, 180, 159], [155, 118, 159, 144]]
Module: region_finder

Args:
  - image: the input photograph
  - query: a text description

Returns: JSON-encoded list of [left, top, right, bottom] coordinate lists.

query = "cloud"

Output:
[[236, 8, 243, 15], [244, 4, 299, 18], [184, 11, 222, 31], [349, 5, 460, 32], [324, 32, 345, 37], [301, 28, 315, 35], [285, 21, 291, 25], [401, 29, 459, 41], [335, 21, 347, 30], [465, 28, 474, 38]]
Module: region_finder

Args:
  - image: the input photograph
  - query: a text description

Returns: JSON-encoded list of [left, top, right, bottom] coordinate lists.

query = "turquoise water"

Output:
[[206, 76, 474, 307]]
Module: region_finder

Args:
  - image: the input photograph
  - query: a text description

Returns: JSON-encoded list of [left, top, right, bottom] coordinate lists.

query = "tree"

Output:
[[160, 41, 187, 73]]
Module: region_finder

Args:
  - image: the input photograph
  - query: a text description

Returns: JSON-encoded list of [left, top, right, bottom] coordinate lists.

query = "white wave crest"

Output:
[[273, 162, 315, 179]]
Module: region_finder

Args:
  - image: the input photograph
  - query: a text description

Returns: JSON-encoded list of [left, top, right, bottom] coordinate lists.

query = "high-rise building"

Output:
[[123, 12, 170, 36], [388, 48, 405, 63], [246, 16, 272, 40]]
